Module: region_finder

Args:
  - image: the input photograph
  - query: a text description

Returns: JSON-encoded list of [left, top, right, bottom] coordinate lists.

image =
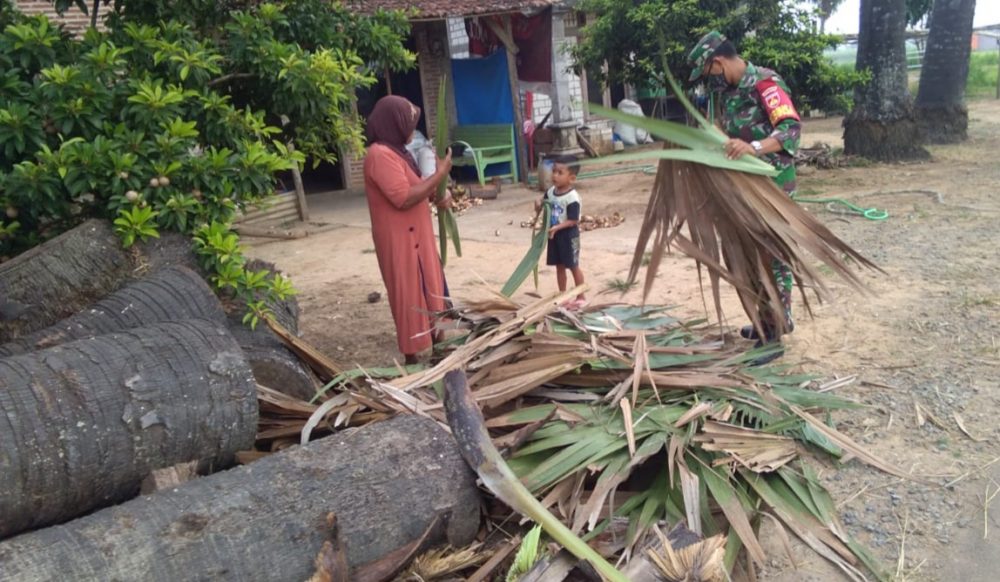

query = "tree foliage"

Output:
[[0, 1, 412, 321], [807, 0, 846, 33], [905, 0, 934, 27], [573, 0, 867, 113]]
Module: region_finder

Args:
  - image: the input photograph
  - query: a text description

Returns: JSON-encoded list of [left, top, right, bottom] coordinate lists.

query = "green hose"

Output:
[[790, 192, 890, 221], [641, 165, 889, 221]]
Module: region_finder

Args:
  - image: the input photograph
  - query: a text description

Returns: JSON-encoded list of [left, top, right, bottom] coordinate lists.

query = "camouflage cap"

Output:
[[687, 30, 727, 81]]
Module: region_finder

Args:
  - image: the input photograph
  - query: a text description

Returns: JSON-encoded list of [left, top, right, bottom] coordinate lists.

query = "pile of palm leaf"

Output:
[[342, 288, 900, 581]]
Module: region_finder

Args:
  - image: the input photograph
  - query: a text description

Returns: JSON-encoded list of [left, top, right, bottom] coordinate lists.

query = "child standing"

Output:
[[536, 155, 586, 307]]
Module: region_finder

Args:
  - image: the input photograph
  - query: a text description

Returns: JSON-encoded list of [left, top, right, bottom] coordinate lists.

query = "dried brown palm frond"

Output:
[[399, 543, 486, 581], [647, 528, 727, 582], [589, 82, 882, 337], [694, 420, 799, 472], [630, 156, 882, 336], [303, 296, 899, 581]]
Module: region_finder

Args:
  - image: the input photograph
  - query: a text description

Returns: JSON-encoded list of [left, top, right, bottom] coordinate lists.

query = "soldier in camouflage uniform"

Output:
[[687, 31, 802, 363]]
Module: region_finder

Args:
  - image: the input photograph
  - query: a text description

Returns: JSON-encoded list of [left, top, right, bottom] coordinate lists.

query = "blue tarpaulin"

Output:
[[451, 51, 515, 178]]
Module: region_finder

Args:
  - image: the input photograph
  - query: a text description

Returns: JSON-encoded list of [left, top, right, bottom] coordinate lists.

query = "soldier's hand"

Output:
[[724, 139, 755, 160]]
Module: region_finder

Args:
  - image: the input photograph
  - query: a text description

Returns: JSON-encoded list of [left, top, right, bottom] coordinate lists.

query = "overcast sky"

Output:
[[822, 1, 1000, 34]]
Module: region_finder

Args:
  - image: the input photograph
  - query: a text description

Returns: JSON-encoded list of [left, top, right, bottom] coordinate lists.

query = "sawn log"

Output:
[[0, 415, 482, 581], [0, 219, 196, 342], [0, 265, 225, 357], [0, 319, 258, 539]]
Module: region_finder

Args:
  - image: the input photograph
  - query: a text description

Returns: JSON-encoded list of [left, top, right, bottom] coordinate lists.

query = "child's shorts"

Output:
[[547, 231, 580, 268]]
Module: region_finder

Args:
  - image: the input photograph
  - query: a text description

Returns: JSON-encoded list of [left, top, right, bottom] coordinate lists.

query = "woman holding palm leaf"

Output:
[[363, 96, 453, 365]]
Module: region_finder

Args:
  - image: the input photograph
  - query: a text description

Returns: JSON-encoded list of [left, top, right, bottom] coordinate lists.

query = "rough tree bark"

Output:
[[231, 259, 319, 400], [225, 319, 319, 399], [0, 415, 482, 581], [0, 262, 317, 398], [0, 219, 195, 342], [0, 319, 258, 539], [843, 0, 930, 161], [0, 220, 129, 341], [0, 220, 317, 398], [915, 0, 977, 143], [0, 265, 225, 357]]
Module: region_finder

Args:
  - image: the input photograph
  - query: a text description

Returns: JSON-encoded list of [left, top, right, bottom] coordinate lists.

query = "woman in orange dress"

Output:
[[363, 96, 453, 364]]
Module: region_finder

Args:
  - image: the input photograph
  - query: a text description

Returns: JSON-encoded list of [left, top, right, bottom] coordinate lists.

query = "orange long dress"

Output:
[[364, 144, 447, 355]]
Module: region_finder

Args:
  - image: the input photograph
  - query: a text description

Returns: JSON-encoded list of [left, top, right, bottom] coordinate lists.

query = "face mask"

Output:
[[708, 72, 729, 92]]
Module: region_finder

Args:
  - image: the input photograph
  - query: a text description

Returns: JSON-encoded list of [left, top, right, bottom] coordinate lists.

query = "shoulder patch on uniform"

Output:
[[755, 78, 800, 126]]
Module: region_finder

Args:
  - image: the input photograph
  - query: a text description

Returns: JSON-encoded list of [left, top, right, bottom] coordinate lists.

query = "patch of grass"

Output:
[[958, 289, 1000, 309], [641, 252, 652, 266], [603, 277, 638, 295], [966, 51, 999, 99], [844, 156, 874, 168], [909, 204, 929, 220], [362, 248, 376, 254]]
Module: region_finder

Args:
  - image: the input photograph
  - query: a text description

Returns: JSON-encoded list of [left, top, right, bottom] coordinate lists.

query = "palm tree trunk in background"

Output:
[[843, 0, 929, 160], [915, 0, 977, 143]]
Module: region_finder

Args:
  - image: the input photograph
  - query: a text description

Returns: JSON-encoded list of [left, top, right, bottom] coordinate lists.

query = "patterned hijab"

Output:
[[366, 95, 421, 175]]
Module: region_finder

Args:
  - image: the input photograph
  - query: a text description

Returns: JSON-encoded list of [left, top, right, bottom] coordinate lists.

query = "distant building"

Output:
[[971, 31, 999, 51], [15, 1, 99, 34]]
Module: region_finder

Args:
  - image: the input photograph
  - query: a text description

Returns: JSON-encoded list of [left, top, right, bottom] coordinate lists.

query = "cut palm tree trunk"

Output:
[[0, 265, 225, 357], [0, 415, 480, 581], [0, 219, 195, 341], [0, 319, 258, 540]]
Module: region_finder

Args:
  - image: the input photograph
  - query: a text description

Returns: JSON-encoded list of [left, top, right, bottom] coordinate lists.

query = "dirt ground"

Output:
[[248, 99, 1000, 581]]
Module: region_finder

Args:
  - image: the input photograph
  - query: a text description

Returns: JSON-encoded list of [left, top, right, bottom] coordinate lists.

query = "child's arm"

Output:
[[548, 200, 581, 237], [548, 219, 578, 238], [534, 191, 548, 213]]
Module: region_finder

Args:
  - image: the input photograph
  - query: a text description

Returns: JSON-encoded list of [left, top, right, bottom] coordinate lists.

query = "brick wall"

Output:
[[16, 1, 103, 34], [414, 20, 453, 139]]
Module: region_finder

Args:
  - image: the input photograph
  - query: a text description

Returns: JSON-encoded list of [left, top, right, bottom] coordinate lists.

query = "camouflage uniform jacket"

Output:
[[718, 62, 802, 194]]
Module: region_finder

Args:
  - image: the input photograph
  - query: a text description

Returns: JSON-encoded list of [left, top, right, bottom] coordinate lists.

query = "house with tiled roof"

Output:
[[344, 0, 622, 192]]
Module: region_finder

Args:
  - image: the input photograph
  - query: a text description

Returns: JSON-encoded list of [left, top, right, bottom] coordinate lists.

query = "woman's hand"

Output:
[[435, 188, 454, 209], [436, 147, 453, 175]]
